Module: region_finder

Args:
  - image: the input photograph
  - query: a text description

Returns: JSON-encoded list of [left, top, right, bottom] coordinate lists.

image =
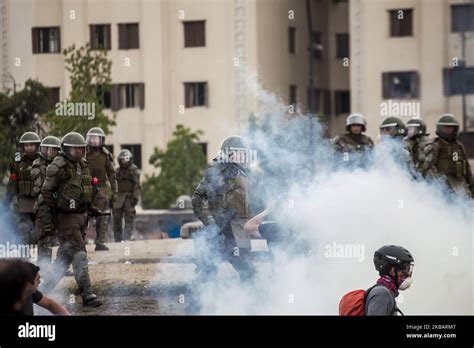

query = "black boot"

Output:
[[95, 243, 109, 251], [83, 294, 102, 307]]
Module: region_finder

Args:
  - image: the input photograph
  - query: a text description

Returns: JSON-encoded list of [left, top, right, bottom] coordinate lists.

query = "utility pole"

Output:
[[460, 31, 467, 132], [306, 0, 316, 172], [306, 0, 314, 115]]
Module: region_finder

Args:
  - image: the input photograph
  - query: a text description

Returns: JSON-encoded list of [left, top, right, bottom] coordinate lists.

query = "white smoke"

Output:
[[0, 202, 21, 246], [190, 81, 474, 315]]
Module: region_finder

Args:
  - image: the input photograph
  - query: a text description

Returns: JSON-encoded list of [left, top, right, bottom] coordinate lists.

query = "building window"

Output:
[[289, 85, 297, 107], [443, 67, 474, 96], [335, 91, 350, 115], [96, 85, 112, 108], [121, 144, 142, 169], [311, 31, 323, 59], [90, 24, 111, 50], [451, 4, 474, 32], [184, 82, 208, 107], [121, 84, 139, 108], [389, 9, 413, 37], [335, 33, 349, 59], [382, 71, 419, 99], [47, 87, 60, 107], [198, 142, 208, 158], [288, 27, 296, 54], [111, 83, 145, 110], [183, 21, 205, 47], [32, 27, 60, 53], [308, 88, 331, 115], [118, 23, 139, 49]]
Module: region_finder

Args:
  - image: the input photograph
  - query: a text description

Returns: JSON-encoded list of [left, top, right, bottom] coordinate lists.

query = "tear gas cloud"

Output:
[[192, 78, 474, 315]]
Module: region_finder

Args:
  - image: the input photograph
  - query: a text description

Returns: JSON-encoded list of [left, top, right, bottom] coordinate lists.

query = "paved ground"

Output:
[[37, 238, 269, 315]]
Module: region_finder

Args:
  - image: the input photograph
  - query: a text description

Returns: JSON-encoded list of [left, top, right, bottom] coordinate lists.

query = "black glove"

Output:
[[88, 206, 102, 218]]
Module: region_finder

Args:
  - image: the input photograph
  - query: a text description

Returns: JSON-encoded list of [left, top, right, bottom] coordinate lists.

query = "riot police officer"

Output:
[[38, 132, 102, 307], [85, 127, 117, 251], [3, 131, 41, 245], [31, 136, 61, 265], [192, 135, 255, 282], [404, 118, 430, 174], [332, 113, 374, 153], [421, 114, 473, 197], [113, 149, 140, 242]]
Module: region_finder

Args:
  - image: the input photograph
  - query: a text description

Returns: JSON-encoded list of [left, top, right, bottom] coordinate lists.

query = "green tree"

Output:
[[0, 79, 51, 177], [42, 43, 115, 135], [142, 125, 207, 209]]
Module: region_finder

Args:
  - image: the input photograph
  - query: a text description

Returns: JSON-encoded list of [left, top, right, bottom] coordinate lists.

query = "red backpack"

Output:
[[339, 285, 379, 316]]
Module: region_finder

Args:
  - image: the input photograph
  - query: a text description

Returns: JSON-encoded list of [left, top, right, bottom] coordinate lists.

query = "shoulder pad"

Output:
[[331, 135, 343, 144], [32, 158, 42, 167], [418, 136, 431, 146], [30, 165, 41, 178], [45, 162, 60, 177], [102, 147, 114, 161], [52, 155, 67, 168], [79, 158, 89, 168]]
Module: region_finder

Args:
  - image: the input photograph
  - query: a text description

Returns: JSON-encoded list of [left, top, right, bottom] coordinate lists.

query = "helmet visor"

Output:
[[22, 143, 38, 154], [87, 134, 104, 147], [398, 262, 414, 277], [66, 146, 85, 160], [40, 146, 59, 160], [380, 126, 396, 136]]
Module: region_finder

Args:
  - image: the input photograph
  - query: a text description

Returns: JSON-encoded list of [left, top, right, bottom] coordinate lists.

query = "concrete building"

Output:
[[350, 0, 474, 145], [0, 0, 472, 176]]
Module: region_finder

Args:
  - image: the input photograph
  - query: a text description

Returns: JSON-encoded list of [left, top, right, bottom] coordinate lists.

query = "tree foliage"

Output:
[[142, 125, 207, 209], [42, 43, 115, 136], [0, 79, 51, 177]]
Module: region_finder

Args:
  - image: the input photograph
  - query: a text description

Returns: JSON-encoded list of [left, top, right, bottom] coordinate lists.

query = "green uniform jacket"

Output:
[[421, 137, 474, 196], [404, 135, 431, 173], [38, 154, 94, 226], [86, 147, 117, 193], [5, 153, 39, 213], [192, 161, 250, 234], [114, 164, 141, 207], [331, 133, 374, 153]]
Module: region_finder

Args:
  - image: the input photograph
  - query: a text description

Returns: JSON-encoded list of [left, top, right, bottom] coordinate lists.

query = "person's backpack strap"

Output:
[[394, 307, 404, 316], [363, 284, 381, 305]]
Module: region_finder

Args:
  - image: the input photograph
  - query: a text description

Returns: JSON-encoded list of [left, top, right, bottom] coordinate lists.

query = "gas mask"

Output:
[[397, 263, 414, 291]]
